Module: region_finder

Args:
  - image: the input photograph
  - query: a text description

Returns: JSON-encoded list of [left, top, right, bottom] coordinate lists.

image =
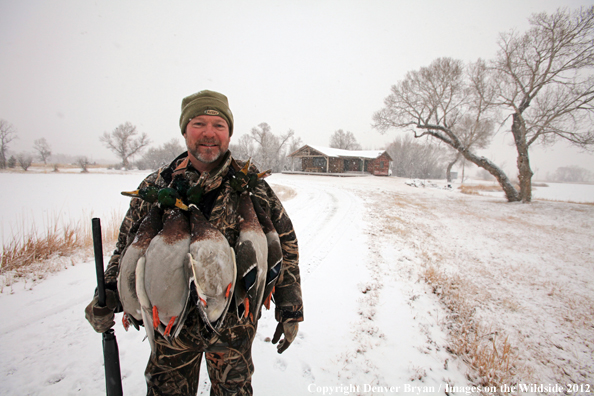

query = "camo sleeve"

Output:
[[103, 171, 160, 290], [253, 180, 303, 323]]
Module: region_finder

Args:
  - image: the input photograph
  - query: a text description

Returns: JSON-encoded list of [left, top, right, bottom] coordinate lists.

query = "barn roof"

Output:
[[289, 145, 391, 160]]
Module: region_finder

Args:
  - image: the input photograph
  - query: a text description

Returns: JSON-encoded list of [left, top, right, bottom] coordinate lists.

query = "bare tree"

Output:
[[490, 6, 594, 201], [100, 122, 150, 169], [286, 135, 303, 171], [7, 155, 16, 168], [249, 123, 294, 172], [373, 57, 519, 200], [229, 134, 256, 162], [16, 152, 33, 171], [137, 138, 185, 170], [386, 134, 449, 179], [329, 129, 362, 150], [0, 119, 18, 169], [77, 156, 90, 173], [33, 138, 52, 165]]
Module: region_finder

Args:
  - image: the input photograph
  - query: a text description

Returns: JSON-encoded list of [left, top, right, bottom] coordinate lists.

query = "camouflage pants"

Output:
[[145, 305, 257, 396]]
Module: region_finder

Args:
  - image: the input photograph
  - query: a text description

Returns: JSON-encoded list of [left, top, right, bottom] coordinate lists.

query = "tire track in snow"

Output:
[[281, 179, 359, 278]]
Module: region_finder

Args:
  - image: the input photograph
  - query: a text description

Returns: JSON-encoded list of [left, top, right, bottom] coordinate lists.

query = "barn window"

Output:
[[313, 157, 326, 167], [380, 161, 384, 168]]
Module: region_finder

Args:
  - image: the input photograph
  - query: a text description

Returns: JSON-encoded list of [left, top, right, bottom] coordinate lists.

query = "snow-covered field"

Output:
[[1, 171, 593, 395]]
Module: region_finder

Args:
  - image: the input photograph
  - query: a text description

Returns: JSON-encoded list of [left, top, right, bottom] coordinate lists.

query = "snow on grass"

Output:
[[0, 171, 593, 395]]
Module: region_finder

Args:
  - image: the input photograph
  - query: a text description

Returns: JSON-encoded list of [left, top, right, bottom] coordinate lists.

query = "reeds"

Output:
[[1, 211, 122, 280]]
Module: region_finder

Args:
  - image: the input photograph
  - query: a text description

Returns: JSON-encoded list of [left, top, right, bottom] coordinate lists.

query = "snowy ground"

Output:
[[0, 171, 593, 395]]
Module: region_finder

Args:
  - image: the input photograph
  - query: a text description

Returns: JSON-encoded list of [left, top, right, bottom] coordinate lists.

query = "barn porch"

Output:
[[287, 145, 392, 176]]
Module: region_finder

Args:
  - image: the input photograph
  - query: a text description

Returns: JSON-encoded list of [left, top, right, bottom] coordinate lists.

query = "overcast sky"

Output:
[[1, 0, 593, 179]]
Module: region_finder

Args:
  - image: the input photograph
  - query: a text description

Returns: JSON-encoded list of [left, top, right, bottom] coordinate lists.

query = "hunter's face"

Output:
[[184, 115, 230, 172]]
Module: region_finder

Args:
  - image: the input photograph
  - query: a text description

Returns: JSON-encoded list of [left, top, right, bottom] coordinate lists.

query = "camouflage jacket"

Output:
[[104, 151, 303, 323]]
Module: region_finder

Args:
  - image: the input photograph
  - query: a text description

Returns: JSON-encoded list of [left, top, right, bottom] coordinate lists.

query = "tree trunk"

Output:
[[511, 114, 533, 202], [446, 153, 460, 182], [459, 149, 520, 202]]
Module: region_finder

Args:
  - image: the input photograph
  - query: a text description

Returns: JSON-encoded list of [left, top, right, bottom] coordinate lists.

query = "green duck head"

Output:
[[185, 170, 209, 205], [186, 185, 205, 205], [121, 186, 160, 203], [230, 159, 272, 193], [158, 187, 188, 210], [171, 176, 191, 200]]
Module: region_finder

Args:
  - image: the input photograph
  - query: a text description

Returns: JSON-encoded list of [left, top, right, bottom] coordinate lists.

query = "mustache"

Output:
[[197, 139, 220, 146]]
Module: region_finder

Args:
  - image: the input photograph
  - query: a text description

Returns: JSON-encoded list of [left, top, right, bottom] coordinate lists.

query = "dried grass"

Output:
[[423, 265, 528, 391], [460, 184, 593, 205], [458, 184, 505, 195], [1, 211, 122, 281]]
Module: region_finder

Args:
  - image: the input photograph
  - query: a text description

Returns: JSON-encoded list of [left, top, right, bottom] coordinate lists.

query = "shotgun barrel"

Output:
[[92, 217, 123, 396]]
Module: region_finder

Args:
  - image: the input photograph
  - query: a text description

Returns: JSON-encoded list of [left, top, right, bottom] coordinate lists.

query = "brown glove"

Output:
[[84, 289, 118, 333], [271, 322, 299, 354]]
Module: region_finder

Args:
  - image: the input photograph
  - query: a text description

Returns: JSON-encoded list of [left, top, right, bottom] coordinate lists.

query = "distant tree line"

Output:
[[548, 166, 593, 183]]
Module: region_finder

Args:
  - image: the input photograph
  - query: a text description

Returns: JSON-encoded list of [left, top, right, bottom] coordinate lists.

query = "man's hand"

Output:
[[271, 322, 299, 354], [84, 289, 118, 333]]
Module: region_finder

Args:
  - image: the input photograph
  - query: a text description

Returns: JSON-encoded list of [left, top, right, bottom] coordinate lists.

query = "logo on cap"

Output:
[[205, 110, 220, 116]]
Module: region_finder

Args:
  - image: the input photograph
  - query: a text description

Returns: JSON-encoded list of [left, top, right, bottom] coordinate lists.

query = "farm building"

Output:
[[288, 145, 392, 176]]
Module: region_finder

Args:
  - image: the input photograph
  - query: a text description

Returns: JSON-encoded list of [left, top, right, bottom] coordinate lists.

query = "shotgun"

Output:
[[92, 217, 123, 396]]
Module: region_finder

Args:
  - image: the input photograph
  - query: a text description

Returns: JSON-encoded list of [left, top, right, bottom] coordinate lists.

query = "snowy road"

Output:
[[0, 172, 471, 395]]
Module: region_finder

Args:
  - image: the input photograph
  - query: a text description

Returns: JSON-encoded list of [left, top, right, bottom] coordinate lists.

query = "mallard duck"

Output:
[[121, 185, 160, 203], [121, 186, 188, 211], [138, 208, 192, 345], [117, 205, 163, 329], [234, 192, 268, 322], [186, 171, 209, 206], [171, 175, 191, 201], [187, 204, 236, 332], [230, 159, 271, 193], [250, 196, 282, 310]]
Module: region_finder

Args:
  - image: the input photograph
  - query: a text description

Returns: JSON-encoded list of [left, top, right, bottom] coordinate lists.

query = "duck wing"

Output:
[[135, 256, 156, 352], [234, 193, 268, 322], [250, 196, 282, 310], [118, 206, 163, 325], [143, 208, 192, 340], [188, 205, 236, 331]]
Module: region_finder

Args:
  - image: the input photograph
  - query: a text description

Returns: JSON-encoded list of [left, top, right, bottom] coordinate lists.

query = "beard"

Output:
[[188, 139, 228, 165]]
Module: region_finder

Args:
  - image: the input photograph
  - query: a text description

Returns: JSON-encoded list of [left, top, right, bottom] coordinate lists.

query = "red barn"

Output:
[[288, 145, 392, 176]]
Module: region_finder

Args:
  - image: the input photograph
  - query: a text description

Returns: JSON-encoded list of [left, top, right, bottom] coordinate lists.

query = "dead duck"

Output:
[[187, 203, 236, 331], [138, 208, 192, 346], [121, 186, 189, 211], [234, 191, 268, 322], [250, 196, 282, 310], [121, 185, 160, 204], [118, 184, 189, 336], [117, 205, 164, 329], [230, 158, 271, 194]]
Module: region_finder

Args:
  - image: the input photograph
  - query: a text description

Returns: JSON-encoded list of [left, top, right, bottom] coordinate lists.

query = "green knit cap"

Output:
[[179, 90, 234, 136]]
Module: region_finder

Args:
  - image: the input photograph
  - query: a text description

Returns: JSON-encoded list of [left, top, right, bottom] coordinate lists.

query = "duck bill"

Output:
[[257, 170, 272, 179], [240, 158, 251, 175], [175, 198, 189, 211], [121, 189, 140, 198]]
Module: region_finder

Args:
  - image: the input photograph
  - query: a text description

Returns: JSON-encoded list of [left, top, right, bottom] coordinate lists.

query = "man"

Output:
[[85, 90, 303, 395]]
